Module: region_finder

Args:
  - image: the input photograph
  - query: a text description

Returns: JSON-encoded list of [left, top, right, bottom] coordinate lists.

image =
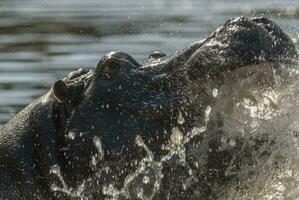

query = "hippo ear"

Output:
[[53, 80, 70, 103]]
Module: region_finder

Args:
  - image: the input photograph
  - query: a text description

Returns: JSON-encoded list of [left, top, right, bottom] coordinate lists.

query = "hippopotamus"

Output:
[[0, 17, 297, 199]]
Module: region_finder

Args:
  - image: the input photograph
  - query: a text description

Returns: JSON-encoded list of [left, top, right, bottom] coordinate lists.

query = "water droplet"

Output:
[[93, 136, 104, 160], [171, 127, 183, 146], [91, 155, 98, 167], [143, 175, 150, 184], [229, 139, 236, 147], [135, 135, 144, 147], [50, 164, 61, 175], [66, 131, 75, 140], [205, 105, 212, 117], [220, 136, 227, 143], [177, 111, 185, 125], [137, 187, 144, 198], [205, 105, 212, 124], [182, 183, 187, 191], [194, 161, 199, 168], [212, 88, 218, 98], [51, 183, 59, 192], [102, 184, 118, 196], [104, 166, 110, 173]]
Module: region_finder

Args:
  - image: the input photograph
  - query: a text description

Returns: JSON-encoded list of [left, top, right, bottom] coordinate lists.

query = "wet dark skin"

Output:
[[0, 17, 297, 199]]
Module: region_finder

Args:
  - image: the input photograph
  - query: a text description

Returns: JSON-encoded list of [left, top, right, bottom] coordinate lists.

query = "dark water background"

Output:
[[1, 0, 299, 126]]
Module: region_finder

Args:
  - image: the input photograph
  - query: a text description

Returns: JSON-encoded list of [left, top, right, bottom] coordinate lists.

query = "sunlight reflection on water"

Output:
[[1, 0, 299, 125]]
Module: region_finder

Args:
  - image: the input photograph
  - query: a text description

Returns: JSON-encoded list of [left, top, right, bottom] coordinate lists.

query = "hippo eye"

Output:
[[105, 60, 120, 73], [99, 59, 121, 80], [96, 51, 140, 80]]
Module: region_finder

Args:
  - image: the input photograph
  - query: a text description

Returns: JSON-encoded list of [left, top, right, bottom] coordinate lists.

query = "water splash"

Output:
[[50, 103, 213, 199], [177, 111, 185, 125], [50, 65, 299, 199], [50, 164, 86, 199]]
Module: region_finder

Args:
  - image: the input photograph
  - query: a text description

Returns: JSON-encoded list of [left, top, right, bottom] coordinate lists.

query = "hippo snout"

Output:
[[186, 17, 297, 79]]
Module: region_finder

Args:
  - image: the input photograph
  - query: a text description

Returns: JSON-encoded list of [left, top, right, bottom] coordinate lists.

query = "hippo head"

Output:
[[56, 51, 189, 145], [51, 50, 200, 186], [50, 17, 297, 189]]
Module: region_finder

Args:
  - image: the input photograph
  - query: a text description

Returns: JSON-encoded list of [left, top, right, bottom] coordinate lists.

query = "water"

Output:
[[2, 0, 299, 199], [1, 0, 299, 125]]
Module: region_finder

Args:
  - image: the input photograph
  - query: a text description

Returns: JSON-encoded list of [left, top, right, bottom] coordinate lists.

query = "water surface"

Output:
[[1, 0, 299, 125]]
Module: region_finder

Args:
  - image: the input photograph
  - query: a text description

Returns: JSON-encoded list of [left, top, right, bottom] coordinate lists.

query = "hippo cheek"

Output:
[[63, 88, 187, 166], [66, 102, 166, 150]]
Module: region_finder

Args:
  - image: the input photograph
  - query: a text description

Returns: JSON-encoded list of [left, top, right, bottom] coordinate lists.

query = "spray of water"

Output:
[[50, 64, 299, 199]]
